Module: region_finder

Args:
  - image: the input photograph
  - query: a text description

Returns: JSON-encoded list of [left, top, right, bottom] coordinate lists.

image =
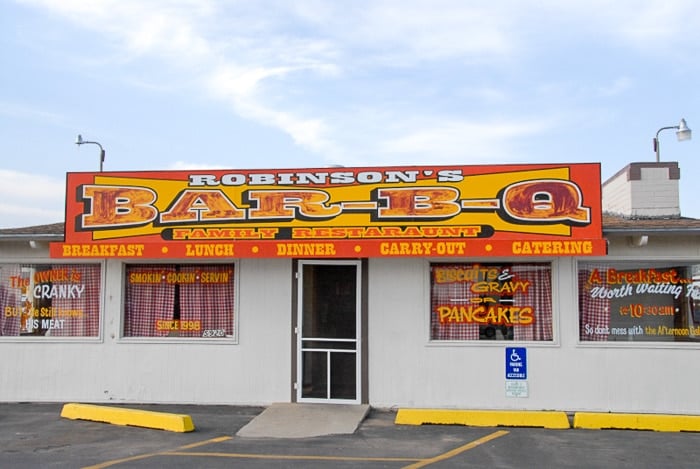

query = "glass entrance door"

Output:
[[297, 260, 361, 403]]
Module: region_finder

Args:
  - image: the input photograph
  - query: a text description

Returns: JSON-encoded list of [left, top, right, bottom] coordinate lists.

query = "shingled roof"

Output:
[[602, 213, 700, 235], [0, 222, 65, 240]]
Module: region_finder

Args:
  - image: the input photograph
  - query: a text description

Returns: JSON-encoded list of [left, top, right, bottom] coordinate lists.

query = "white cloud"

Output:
[[377, 118, 550, 164], [513, 1, 700, 59], [19, 0, 335, 156], [0, 2, 560, 159], [456, 87, 509, 103], [16, 0, 700, 171], [290, 1, 518, 63], [0, 101, 67, 125], [615, 1, 700, 49], [0, 170, 65, 201], [205, 63, 336, 155], [597, 77, 633, 98], [22, 0, 214, 54], [0, 170, 65, 228], [0, 203, 63, 219], [207, 64, 297, 101], [168, 161, 221, 170]]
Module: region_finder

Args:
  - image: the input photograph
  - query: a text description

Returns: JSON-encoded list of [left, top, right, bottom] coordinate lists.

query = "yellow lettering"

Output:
[[275, 243, 337, 257], [60, 244, 144, 258], [185, 243, 235, 257], [511, 240, 593, 256]]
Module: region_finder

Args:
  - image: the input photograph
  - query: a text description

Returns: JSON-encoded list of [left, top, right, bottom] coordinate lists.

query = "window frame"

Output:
[[119, 260, 240, 344], [426, 259, 558, 346], [0, 260, 105, 343], [577, 257, 700, 348]]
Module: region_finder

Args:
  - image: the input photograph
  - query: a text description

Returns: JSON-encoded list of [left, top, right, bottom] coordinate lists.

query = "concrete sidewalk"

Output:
[[236, 402, 370, 438]]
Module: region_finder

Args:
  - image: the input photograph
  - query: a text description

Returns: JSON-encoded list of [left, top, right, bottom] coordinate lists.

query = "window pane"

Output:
[[123, 264, 234, 338], [0, 263, 101, 338], [579, 262, 700, 343], [330, 352, 356, 400], [302, 351, 327, 398], [302, 264, 356, 339], [430, 263, 553, 342]]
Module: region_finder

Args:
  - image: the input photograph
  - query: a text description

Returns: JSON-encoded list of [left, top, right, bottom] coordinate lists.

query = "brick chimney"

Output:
[[602, 162, 680, 217]]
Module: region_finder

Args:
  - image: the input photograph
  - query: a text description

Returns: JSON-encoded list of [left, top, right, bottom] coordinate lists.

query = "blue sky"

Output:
[[1, 0, 699, 228]]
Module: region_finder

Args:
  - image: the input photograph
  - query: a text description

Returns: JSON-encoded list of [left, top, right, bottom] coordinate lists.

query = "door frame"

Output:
[[293, 259, 365, 404]]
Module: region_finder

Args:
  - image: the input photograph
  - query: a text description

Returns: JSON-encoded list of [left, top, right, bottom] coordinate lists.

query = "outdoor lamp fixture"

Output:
[[75, 134, 106, 171], [653, 118, 692, 163]]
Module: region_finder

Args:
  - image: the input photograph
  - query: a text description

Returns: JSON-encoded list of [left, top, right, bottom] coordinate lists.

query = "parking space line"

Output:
[[82, 436, 232, 469], [84, 430, 509, 468], [174, 436, 232, 449], [402, 430, 510, 468], [166, 451, 420, 463]]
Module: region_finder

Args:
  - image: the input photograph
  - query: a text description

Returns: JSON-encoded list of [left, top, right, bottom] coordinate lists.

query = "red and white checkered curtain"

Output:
[[578, 264, 610, 341], [512, 264, 552, 341], [124, 265, 176, 337], [431, 263, 554, 341], [0, 264, 21, 336], [179, 265, 235, 337], [48, 264, 101, 337], [430, 265, 480, 340], [124, 264, 235, 338]]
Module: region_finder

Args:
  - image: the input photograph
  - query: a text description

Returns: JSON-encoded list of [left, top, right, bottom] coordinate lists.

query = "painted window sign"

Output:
[[430, 263, 553, 341], [123, 264, 235, 339], [0, 263, 101, 338], [578, 262, 700, 342], [51, 164, 604, 259]]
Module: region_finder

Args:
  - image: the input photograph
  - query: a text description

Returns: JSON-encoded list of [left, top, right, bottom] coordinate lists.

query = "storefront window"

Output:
[[430, 263, 553, 341], [579, 262, 700, 343], [0, 263, 101, 338], [123, 264, 235, 338]]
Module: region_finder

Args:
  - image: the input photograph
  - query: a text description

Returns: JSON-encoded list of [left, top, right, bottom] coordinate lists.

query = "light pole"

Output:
[[653, 118, 692, 163], [75, 134, 106, 171]]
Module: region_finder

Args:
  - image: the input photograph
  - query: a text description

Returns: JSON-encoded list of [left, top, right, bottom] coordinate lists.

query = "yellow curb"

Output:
[[395, 409, 570, 429], [573, 412, 700, 432], [60, 403, 195, 433]]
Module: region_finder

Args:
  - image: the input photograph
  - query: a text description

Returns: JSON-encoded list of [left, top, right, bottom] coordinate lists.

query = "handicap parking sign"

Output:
[[505, 347, 527, 380]]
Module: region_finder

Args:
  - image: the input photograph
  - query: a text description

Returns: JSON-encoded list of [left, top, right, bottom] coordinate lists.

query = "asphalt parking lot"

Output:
[[2, 403, 700, 468]]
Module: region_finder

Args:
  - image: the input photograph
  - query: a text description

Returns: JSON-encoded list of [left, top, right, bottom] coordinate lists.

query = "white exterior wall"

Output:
[[0, 252, 293, 405], [366, 252, 700, 414], [4, 237, 700, 414]]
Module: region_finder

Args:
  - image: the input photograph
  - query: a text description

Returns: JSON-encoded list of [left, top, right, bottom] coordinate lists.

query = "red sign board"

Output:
[[51, 163, 605, 259]]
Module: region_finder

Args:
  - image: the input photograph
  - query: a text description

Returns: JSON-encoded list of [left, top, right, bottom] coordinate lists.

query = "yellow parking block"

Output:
[[395, 409, 570, 429], [60, 403, 195, 433], [573, 412, 700, 432]]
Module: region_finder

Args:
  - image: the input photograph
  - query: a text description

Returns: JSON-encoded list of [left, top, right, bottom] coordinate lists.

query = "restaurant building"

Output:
[[1, 161, 700, 415]]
